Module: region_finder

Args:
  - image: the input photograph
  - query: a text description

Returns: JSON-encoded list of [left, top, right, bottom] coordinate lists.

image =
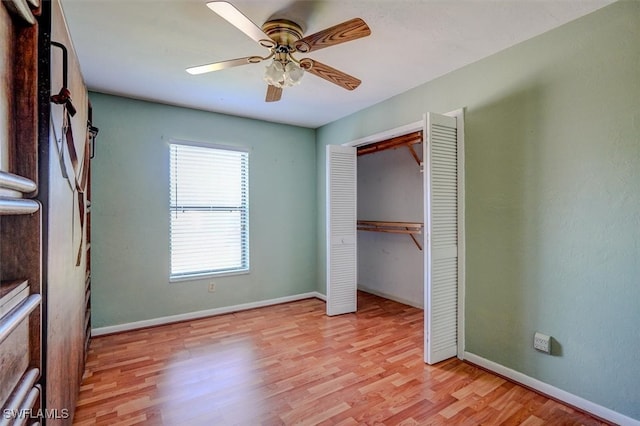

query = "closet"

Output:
[[1, 0, 93, 423], [356, 131, 425, 308], [326, 112, 464, 365]]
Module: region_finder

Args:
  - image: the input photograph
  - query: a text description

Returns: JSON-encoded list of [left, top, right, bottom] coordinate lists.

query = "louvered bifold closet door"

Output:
[[326, 145, 357, 316], [425, 113, 459, 364]]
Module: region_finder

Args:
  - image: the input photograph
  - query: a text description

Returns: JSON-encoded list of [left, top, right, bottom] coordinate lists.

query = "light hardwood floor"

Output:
[[74, 292, 610, 425]]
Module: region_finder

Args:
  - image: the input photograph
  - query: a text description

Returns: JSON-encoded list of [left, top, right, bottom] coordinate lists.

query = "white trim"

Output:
[[342, 115, 465, 364], [91, 292, 326, 336], [445, 108, 466, 359], [342, 120, 423, 147], [314, 292, 327, 302], [169, 269, 250, 283], [464, 352, 640, 426], [422, 113, 430, 363], [358, 285, 423, 309], [168, 137, 250, 153]]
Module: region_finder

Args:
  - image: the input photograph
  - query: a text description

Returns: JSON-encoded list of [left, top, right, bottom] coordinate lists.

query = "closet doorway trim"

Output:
[[341, 112, 465, 363]]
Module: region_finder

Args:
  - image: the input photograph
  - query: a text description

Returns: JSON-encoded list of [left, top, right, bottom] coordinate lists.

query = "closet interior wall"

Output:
[[356, 138, 425, 308]]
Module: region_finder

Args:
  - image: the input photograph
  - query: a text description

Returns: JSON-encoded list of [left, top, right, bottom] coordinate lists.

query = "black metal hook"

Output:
[[88, 122, 99, 159], [50, 41, 76, 116]]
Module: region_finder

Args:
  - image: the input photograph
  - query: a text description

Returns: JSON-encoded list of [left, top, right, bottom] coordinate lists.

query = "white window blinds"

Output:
[[169, 142, 249, 279]]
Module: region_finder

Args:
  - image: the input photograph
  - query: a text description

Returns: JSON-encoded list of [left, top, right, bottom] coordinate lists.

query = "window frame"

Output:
[[168, 139, 250, 282]]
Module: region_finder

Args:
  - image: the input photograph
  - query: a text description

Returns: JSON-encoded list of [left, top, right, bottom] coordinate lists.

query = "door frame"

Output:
[[341, 110, 465, 361]]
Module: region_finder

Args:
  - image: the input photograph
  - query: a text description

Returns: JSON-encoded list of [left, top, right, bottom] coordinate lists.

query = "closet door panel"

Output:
[[425, 112, 459, 364], [326, 145, 357, 316]]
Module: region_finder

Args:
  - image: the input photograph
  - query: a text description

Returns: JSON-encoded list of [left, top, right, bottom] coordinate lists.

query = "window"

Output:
[[169, 141, 249, 280]]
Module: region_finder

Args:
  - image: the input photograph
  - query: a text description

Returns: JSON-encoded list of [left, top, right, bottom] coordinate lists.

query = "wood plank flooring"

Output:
[[74, 292, 610, 425]]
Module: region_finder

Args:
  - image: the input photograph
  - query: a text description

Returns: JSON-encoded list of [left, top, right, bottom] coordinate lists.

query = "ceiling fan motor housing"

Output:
[[261, 19, 305, 52]]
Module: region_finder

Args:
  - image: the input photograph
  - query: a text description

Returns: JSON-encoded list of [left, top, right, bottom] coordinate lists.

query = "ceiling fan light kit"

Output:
[[187, 1, 371, 102], [264, 60, 304, 88]]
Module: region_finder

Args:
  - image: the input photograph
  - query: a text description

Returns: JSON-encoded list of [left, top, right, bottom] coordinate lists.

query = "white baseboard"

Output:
[[358, 285, 423, 309], [464, 352, 640, 426], [92, 292, 326, 336]]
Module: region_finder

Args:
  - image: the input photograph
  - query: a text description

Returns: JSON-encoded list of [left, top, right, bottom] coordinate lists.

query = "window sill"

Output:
[[169, 269, 250, 283]]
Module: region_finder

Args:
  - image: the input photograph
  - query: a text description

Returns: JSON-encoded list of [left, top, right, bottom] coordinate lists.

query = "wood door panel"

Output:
[[0, 1, 39, 187], [45, 0, 91, 423], [0, 320, 29, 405], [0, 5, 15, 174]]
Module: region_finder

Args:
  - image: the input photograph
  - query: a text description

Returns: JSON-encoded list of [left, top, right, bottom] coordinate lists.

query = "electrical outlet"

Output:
[[208, 282, 216, 293], [534, 332, 551, 353]]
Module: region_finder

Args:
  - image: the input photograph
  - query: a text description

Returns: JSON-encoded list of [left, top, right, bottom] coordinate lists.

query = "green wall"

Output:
[[89, 93, 317, 328], [89, 1, 639, 419], [316, 1, 639, 420]]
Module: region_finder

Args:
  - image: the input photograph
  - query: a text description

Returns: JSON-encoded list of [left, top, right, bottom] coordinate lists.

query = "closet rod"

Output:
[[357, 220, 423, 250], [357, 131, 422, 155]]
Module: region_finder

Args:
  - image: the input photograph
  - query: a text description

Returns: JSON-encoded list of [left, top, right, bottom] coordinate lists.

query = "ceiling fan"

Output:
[[186, 1, 372, 102]]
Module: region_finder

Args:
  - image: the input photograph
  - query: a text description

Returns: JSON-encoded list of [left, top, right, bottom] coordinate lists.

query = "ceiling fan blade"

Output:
[[303, 59, 361, 91], [294, 18, 371, 53], [186, 56, 258, 75], [265, 85, 282, 102], [206, 1, 271, 44]]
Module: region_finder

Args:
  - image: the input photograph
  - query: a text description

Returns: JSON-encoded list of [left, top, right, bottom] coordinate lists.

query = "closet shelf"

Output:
[[0, 280, 29, 301], [357, 130, 423, 166], [357, 220, 424, 251]]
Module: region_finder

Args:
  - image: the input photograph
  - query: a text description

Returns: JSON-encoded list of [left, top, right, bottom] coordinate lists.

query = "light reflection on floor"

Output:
[[159, 337, 265, 424]]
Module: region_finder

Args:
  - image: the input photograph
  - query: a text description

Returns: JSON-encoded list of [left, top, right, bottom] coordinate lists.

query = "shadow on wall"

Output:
[[465, 80, 549, 368]]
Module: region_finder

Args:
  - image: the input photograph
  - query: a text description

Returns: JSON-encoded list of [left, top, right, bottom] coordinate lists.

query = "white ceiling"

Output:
[[60, 0, 613, 129]]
